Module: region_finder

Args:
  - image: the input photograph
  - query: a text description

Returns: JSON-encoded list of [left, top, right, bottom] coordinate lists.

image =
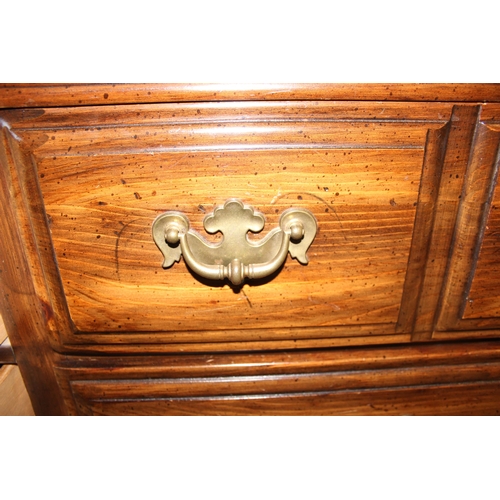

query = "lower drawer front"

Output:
[[55, 342, 500, 415], [69, 384, 500, 416]]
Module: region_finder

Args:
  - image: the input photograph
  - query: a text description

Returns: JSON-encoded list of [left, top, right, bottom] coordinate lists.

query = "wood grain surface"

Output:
[[3, 100, 459, 348], [1, 84, 500, 109], [2, 84, 500, 415], [430, 105, 500, 335], [70, 383, 500, 416], [459, 107, 500, 324], [54, 339, 500, 415], [410, 106, 480, 339], [41, 148, 422, 333], [462, 158, 500, 320], [0, 127, 67, 414], [4, 97, 499, 349]]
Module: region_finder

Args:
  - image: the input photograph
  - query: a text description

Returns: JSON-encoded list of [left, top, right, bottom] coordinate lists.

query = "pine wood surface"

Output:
[[462, 181, 500, 319], [41, 149, 421, 335], [2, 84, 500, 414], [54, 340, 500, 416], [2, 84, 500, 109], [0, 127, 68, 414], [461, 114, 500, 321], [430, 105, 500, 334], [71, 383, 500, 416], [1, 99, 471, 351]]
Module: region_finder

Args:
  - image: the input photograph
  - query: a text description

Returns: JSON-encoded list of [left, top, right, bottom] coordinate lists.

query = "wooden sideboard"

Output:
[[2, 83, 500, 415]]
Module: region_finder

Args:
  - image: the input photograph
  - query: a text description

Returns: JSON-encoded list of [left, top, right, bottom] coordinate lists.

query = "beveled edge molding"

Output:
[[394, 105, 482, 340], [54, 338, 500, 415], [2, 84, 500, 109], [434, 122, 500, 331]]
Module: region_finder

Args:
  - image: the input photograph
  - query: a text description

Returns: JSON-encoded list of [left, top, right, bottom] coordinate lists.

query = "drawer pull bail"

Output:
[[152, 199, 317, 286]]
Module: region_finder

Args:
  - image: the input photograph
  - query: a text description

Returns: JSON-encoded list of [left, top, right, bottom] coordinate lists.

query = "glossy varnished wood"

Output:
[[430, 105, 500, 337], [409, 106, 481, 341], [2, 84, 500, 415], [0, 127, 67, 414], [43, 146, 421, 336], [73, 383, 500, 416], [54, 340, 500, 415], [464, 176, 500, 320], [1, 84, 500, 109], [0, 100, 465, 352]]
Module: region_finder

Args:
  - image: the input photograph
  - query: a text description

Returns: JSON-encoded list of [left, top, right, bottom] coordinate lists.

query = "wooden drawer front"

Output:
[[55, 342, 500, 415], [66, 384, 500, 416], [1, 101, 486, 351]]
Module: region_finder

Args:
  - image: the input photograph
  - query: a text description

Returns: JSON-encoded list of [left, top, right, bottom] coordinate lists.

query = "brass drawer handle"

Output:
[[152, 199, 317, 286]]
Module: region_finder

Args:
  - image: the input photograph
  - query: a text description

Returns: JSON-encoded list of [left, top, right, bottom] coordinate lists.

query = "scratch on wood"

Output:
[[270, 188, 282, 204], [167, 153, 189, 171], [0, 119, 22, 141], [241, 288, 253, 308], [115, 218, 140, 278], [190, 303, 238, 314], [271, 191, 348, 241], [308, 295, 322, 305]]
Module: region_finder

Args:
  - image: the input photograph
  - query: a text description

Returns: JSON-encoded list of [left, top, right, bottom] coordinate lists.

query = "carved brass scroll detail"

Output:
[[152, 199, 317, 286]]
